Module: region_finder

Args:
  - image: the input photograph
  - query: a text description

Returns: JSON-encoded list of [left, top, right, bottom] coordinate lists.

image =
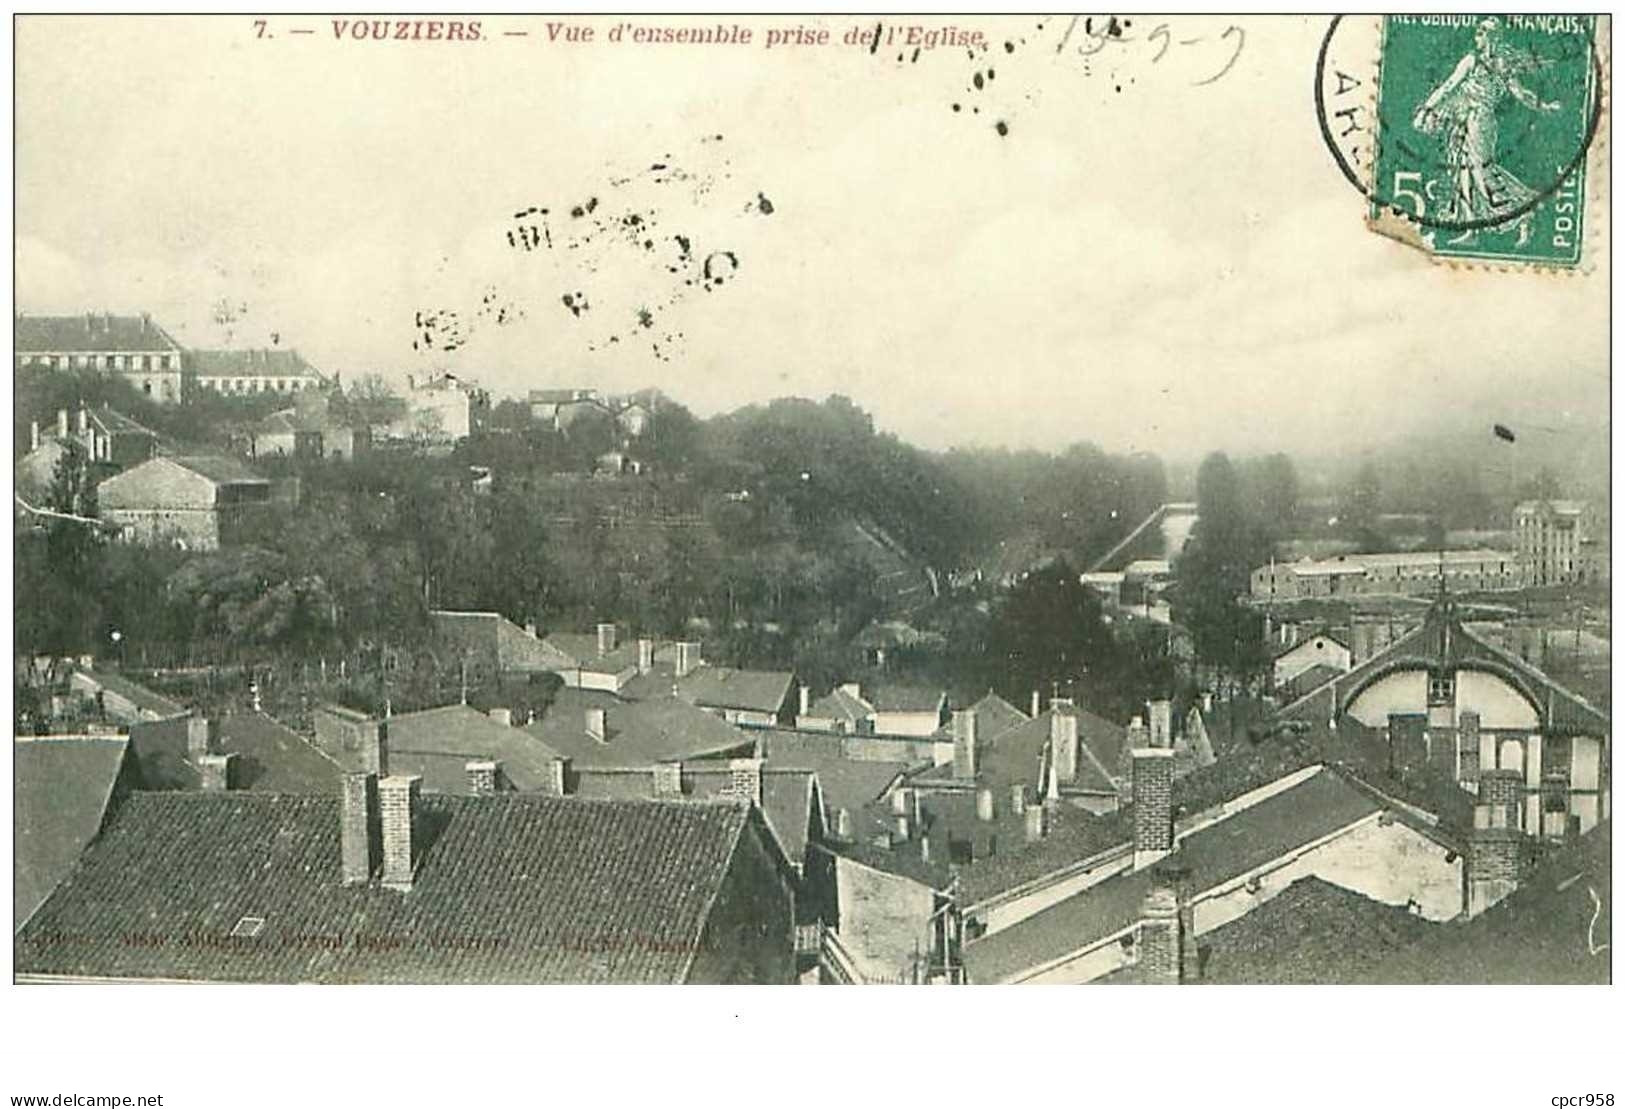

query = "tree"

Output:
[[344, 373, 408, 428], [1174, 453, 1267, 683], [984, 560, 1115, 700]]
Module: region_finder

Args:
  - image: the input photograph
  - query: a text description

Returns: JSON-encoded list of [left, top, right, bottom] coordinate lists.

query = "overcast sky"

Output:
[[14, 15, 1609, 458]]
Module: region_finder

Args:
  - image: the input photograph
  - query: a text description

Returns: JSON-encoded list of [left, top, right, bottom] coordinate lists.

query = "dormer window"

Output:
[[230, 915, 267, 939], [1427, 672, 1454, 705]]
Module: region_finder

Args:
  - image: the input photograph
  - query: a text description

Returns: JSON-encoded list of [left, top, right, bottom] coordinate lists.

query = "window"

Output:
[[1427, 672, 1454, 705], [142, 381, 152, 395], [230, 916, 267, 939]]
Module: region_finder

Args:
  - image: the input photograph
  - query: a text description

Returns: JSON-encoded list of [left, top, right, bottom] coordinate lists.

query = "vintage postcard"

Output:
[[10, 10, 1611, 1014]]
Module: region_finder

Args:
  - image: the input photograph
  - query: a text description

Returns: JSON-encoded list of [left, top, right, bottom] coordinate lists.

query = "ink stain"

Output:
[[995, 120, 1009, 137], [636, 307, 654, 328], [973, 72, 984, 90], [755, 192, 775, 215], [1004, 40, 1014, 53], [952, 103, 961, 112]]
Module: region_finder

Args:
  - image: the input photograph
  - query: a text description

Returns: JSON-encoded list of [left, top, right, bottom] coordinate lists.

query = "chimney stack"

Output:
[[77, 407, 89, 434], [894, 814, 912, 841], [835, 807, 854, 840], [487, 706, 513, 728], [675, 641, 702, 678], [546, 756, 570, 797], [637, 638, 655, 674], [1467, 802, 1525, 917], [466, 760, 499, 795], [1131, 747, 1176, 870], [364, 718, 390, 777], [586, 707, 607, 742], [56, 408, 69, 438], [1030, 689, 1041, 718], [199, 753, 236, 792], [952, 709, 978, 780], [798, 684, 811, 717], [1137, 864, 1190, 984], [1479, 769, 1524, 830], [1024, 801, 1046, 843], [340, 771, 380, 886], [1148, 699, 1173, 748], [653, 761, 683, 796], [380, 775, 422, 891], [1127, 715, 1150, 750], [596, 622, 618, 657], [729, 757, 763, 806], [186, 714, 213, 760], [1010, 784, 1027, 815], [29, 421, 39, 451], [1458, 711, 1482, 785], [976, 788, 995, 823], [1050, 710, 1079, 784], [891, 788, 911, 816], [524, 621, 537, 638]]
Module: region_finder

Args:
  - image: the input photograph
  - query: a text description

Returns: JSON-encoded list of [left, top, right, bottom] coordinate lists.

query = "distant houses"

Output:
[[15, 313, 185, 402], [186, 348, 325, 397], [97, 454, 281, 551]]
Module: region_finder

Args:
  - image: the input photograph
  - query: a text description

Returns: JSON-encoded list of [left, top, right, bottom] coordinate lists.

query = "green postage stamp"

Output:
[[1370, 14, 1598, 266]]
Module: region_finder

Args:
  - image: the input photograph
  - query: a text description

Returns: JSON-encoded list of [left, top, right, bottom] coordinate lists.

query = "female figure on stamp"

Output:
[[1411, 17, 1561, 245]]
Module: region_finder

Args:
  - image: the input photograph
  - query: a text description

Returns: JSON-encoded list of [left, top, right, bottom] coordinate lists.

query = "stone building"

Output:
[[14, 312, 185, 402]]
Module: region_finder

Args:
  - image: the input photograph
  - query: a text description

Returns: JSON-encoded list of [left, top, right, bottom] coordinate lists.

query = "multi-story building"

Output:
[[1250, 548, 1523, 601], [14, 313, 185, 402], [1515, 499, 1603, 586], [187, 348, 325, 396]]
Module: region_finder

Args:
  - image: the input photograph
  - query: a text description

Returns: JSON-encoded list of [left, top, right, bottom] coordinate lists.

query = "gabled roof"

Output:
[[16, 314, 181, 353], [754, 742, 910, 819], [186, 349, 323, 380], [526, 689, 756, 769], [960, 767, 1383, 983], [677, 665, 795, 715], [1272, 628, 1349, 660], [87, 406, 157, 438], [69, 668, 187, 720], [914, 701, 1127, 796], [129, 712, 342, 793], [867, 683, 946, 715], [14, 735, 136, 929], [15, 792, 759, 983], [166, 455, 269, 485], [369, 703, 565, 794], [803, 685, 872, 723], [430, 610, 576, 674], [543, 632, 644, 673]]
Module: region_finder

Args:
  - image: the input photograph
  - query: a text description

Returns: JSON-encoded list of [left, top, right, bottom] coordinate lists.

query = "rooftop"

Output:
[[71, 668, 187, 720], [14, 735, 134, 930], [16, 313, 181, 353], [526, 689, 756, 769], [130, 711, 342, 793], [15, 792, 757, 983], [677, 665, 795, 715], [867, 683, 946, 715], [186, 349, 323, 380], [370, 703, 566, 794]]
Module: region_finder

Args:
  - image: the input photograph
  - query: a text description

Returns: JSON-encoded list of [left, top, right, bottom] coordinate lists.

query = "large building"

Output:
[[1515, 499, 1606, 586], [14, 313, 185, 402], [97, 455, 277, 550], [187, 348, 325, 396], [1250, 548, 1523, 601]]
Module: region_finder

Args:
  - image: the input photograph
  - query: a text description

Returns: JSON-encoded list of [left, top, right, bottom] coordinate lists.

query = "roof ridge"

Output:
[[676, 805, 752, 984]]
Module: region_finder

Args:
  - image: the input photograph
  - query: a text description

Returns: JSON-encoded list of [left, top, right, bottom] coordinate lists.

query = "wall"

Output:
[[839, 735, 946, 765], [1454, 670, 1540, 729], [832, 855, 936, 981], [973, 848, 1133, 937], [1274, 637, 1352, 687], [871, 710, 942, 738], [1016, 927, 1136, 984], [1346, 671, 1428, 726], [685, 817, 796, 984], [102, 508, 220, 551]]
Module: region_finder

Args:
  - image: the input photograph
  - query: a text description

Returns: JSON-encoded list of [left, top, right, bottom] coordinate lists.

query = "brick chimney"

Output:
[[1030, 689, 1041, 718], [56, 408, 69, 438], [186, 714, 212, 760], [77, 407, 88, 434], [976, 787, 995, 822], [728, 757, 763, 806], [675, 641, 702, 678], [340, 771, 380, 886], [637, 637, 655, 674], [380, 775, 422, 891], [487, 706, 512, 727], [1137, 865, 1190, 984], [952, 709, 978, 780], [1148, 699, 1173, 748], [1010, 784, 1027, 815], [1479, 769, 1524, 830], [199, 753, 236, 791], [835, 807, 854, 840], [1127, 714, 1149, 750], [798, 684, 811, 717], [1051, 710, 1079, 784], [546, 756, 570, 796], [466, 759, 499, 795], [365, 718, 389, 777], [1024, 802, 1046, 843], [653, 761, 683, 796], [29, 421, 39, 451], [1467, 802, 1525, 917], [596, 622, 618, 656], [1132, 747, 1176, 871], [1458, 711, 1482, 785]]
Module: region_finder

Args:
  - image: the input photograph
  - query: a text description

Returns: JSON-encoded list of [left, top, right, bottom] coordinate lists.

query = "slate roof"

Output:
[[71, 669, 187, 720], [186, 349, 323, 380], [867, 683, 946, 714], [915, 701, 1127, 796], [15, 792, 757, 983], [959, 767, 1383, 983], [526, 689, 756, 768], [429, 610, 576, 673], [15, 314, 181, 353], [543, 631, 645, 673], [130, 712, 343, 793], [167, 455, 269, 486], [803, 685, 872, 725], [14, 736, 136, 930], [677, 665, 795, 715], [940, 691, 1030, 741], [369, 704, 565, 794], [752, 742, 910, 818]]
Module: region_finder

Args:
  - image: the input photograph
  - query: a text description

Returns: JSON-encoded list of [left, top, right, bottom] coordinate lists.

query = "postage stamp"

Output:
[[1368, 14, 1599, 266]]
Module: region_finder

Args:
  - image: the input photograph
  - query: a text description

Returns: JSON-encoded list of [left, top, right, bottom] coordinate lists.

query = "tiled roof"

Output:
[[867, 683, 946, 714], [370, 704, 565, 794], [752, 742, 909, 818], [429, 611, 576, 673], [1189, 876, 1438, 985], [960, 768, 1382, 983], [804, 686, 872, 723], [186, 349, 323, 380], [130, 712, 342, 793], [168, 455, 269, 485], [543, 631, 645, 673], [15, 314, 180, 353], [914, 702, 1127, 796], [526, 689, 756, 769], [1355, 823, 1610, 985], [14, 736, 134, 929], [15, 792, 756, 983], [677, 665, 795, 715]]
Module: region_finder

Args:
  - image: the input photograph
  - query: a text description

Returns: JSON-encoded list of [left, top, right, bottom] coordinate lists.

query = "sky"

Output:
[[14, 14, 1610, 459]]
